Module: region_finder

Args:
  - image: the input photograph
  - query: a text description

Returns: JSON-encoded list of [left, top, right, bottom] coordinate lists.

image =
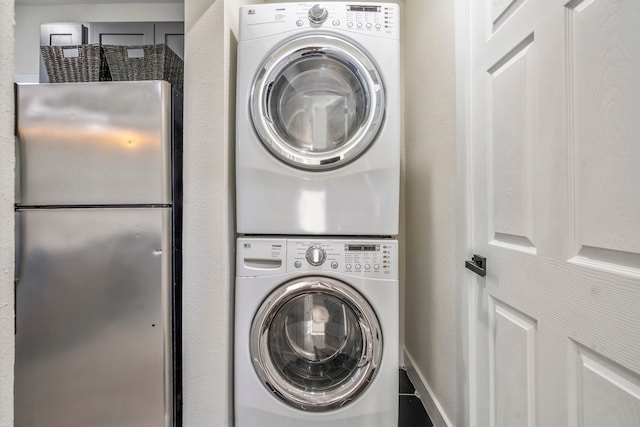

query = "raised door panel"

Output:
[[155, 22, 185, 59], [568, 0, 640, 274], [88, 22, 155, 46], [39, 23, 87, 83], [489, 299, 537, 427], [570, 344, 640, 427], [491, 0, 528, 32], [488, 35, 536, 252]]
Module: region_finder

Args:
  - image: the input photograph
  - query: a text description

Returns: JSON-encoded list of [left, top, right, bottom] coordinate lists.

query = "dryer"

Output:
[[236, 2, 400, 236], [235, 237, 398, 426]]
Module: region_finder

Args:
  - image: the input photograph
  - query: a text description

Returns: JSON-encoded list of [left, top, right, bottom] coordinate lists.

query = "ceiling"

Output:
[[16, 0, 182, 4]]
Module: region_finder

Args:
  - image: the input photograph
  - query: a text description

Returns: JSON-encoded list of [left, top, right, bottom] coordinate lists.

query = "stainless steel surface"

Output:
[[251, 34, 385, 170], [16, 81, 172, 206], [15, 81, 180, 426], [250, 276, 382, 411], [14, 208, 173, 427]]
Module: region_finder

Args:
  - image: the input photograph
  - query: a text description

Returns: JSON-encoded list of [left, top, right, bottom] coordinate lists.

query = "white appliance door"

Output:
[[14, 207, 173, 427], [250, 276, 382, 411], [251, 34, 385, 170]]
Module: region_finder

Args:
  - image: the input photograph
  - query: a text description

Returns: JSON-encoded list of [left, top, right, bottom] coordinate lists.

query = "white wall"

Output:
[[181, 0, 260, 425], [0, 1, 15, 426], [14, 2, 184, 81], [182, 2, 230, 423], [403, 0, 458, 425]]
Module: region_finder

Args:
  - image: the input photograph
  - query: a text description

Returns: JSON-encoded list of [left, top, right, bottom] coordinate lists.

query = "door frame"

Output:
[[454, 0, 473, 426]]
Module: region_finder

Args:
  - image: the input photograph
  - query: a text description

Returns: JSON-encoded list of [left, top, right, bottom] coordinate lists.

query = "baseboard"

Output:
[[401, 347, 455, 427]]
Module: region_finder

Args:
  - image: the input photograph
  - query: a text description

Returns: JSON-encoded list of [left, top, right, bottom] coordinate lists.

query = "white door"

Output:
[[155, 22, 185, 59], [88, 22, 155, 46], [468, 0, 640, 426], [39, 23, 87, 83]]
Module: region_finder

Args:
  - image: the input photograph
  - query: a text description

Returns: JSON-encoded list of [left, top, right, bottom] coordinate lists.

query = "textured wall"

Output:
[[403, 0, 458, 424], [182, 1, 230, 425], [0, 1, 14, 426], [181, 1, 259, 425]]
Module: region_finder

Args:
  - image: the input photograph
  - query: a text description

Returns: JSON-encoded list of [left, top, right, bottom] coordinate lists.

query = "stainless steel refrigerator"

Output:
[[14, 81, 182, 427]]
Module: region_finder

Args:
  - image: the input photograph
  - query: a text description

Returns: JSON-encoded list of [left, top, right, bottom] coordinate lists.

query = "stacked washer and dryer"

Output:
[[234, 3, 401, 426]]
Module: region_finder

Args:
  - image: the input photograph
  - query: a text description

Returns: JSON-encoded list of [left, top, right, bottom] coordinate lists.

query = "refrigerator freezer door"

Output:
[[16, 81, 173, 206], [14, 208, 173, 427]]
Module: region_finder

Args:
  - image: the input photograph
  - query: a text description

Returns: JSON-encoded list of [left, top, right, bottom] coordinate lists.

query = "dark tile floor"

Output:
[[399, 368, 433, 427]]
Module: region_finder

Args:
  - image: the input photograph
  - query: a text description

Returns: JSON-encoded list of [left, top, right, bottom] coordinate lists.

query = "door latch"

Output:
[[465, 254, 486, 277]]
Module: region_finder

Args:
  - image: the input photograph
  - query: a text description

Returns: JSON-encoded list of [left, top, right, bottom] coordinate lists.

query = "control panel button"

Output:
[[357, 22, 363, 28], [332, 19, 340, 26], [296, 19, 304, 27], [347, 21, 353, 28], [305, 244, 326, 266], [346, 264, 352, 270], [355, 264, 361, 270], [366, 23, 372, 29], [375, 23, 381, 29], [365, 264, 370, 270], [331, 261, 339, 269], [374, 264, 380, 270], [308, 4, 328, 24], [294, 260, 302, 268]]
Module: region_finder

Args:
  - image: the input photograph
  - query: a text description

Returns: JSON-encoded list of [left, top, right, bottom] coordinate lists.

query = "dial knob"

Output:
[[305, 245, 326, 266], [308, 4, 328, 24]]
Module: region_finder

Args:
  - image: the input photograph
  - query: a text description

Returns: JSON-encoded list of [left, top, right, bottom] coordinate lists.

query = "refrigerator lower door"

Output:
[[15, 208, 173, 427]]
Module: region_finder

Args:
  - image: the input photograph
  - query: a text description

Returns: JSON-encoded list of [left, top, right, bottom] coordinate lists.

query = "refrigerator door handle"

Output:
[[14, 211, 23, 334], [14, 212, 23, 285]]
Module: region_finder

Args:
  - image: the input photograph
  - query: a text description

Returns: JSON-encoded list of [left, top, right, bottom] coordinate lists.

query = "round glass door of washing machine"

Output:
[[250, 34, 385, 171], [250, 276, 383, 411]]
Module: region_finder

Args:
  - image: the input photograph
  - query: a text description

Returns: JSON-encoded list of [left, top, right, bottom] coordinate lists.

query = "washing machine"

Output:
[[236, 3, 400, 236], [235, 237, 398, 426]]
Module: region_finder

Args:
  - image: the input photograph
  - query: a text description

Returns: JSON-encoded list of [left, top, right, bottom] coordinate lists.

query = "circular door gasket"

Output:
[[250, 276, 383, 411], [250, 34, 385, 171]]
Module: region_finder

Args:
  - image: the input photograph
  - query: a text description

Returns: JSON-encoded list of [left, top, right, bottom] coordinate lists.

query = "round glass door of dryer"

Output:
[[251, 34, 385, 170], [250, 277, 382, 411]]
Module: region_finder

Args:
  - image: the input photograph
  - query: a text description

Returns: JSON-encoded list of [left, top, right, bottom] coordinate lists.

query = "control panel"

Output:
[[240, 2, 399, 40], [288, 239, 398, 278], [237, 237, 398, 279]]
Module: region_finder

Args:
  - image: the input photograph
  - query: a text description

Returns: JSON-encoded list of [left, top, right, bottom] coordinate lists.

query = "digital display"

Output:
[[346, 244, 379, 252], [347, 5, 381, 13]]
